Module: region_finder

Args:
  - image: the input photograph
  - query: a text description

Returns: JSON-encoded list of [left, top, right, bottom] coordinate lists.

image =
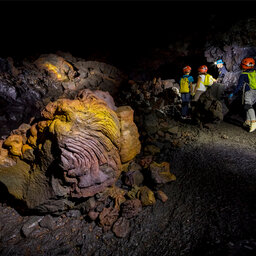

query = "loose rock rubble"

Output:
[[1, 17, 256, 256], [0, 86, 176, 240]]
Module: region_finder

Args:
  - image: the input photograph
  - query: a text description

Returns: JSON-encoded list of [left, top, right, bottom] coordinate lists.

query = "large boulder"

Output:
[[0, 89, 141, 212], [0, 53, 126, 138]]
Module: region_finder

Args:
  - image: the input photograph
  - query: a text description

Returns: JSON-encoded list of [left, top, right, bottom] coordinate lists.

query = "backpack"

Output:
[[180, 77, 190, 93], [203, 74, 214, 86], [243, 70, 256, 89]]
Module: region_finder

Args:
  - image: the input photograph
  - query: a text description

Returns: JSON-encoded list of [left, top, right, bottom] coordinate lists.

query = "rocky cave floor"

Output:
[[0, 118, 256, 256]]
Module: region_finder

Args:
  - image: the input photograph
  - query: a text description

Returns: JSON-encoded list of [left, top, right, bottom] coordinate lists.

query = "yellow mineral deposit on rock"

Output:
[[149, 161, 176, 184], [138, 186, 156, 206], [105, 186, 126, 209], [116, 106, 141, 164], [37, 120, 52, 133], [22, 144, 33, 154], [0, 141, 16, 166], [35, 54, 76, 82], [4, 134, 23, 156], [27, 123, 38, 148]]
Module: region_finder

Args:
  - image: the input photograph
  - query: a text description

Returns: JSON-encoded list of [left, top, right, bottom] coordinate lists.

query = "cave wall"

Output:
[[204, 18, 256, 89]]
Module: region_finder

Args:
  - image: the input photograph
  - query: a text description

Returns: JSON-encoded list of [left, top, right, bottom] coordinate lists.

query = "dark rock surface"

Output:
[[0, 53, 126, 139], [1, 7, 256, 256], [0, 121, 255, 256]]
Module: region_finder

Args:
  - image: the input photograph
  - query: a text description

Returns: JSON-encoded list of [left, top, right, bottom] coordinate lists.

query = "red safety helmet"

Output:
[[198, 65, 208, 73], [183, 66, 192, 73], [240, 57, 255, 70]]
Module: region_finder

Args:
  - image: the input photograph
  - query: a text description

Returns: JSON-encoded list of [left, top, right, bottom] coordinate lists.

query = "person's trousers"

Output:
[[244, 89, 256, 121], [181, 93, 191, 117]]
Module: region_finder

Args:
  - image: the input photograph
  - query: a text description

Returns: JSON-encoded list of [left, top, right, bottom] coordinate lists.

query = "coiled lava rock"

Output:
[[0, 53, 126, 138], [0, 89, 141, 212]]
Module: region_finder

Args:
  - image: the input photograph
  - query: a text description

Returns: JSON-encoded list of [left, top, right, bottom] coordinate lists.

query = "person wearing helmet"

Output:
[[215, 59, 228, 83], [179, 66, 194, 119], [228, 57, 256, 132], [192, 65, 217, 101]]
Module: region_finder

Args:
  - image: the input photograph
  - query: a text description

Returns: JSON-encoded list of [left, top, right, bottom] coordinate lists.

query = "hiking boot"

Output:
[[243, 120, 251, 127], [249, 122, 256, 132]]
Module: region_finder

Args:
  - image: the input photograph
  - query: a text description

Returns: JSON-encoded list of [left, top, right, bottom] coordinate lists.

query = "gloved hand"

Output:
[[228, 93, 233, 99], [191, 92, 195, 97]]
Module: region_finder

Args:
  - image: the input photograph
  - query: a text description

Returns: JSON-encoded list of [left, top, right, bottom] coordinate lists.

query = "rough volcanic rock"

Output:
[[193, 87, 225, 124], [112, 217, 130, 238], [99, 207, 119, 232], [123, 168, 144, 187], [116, 106, 141, 164], [0, 53, 126, 138], [0, 89, 141, 213], [155, 190, 168, 203], [138, 186, 156, 206], [35, 54, 77, 82], [149, 161, 176, 185], [205, 18, 256, 89], [121, 199, 142, 219]]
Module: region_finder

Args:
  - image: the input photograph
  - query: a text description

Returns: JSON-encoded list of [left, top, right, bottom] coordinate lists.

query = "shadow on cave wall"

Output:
[[0, 182, 31, 216]]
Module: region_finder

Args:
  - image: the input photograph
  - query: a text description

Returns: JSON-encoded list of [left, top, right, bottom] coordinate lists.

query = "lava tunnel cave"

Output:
[[0, 1, 256, 256]]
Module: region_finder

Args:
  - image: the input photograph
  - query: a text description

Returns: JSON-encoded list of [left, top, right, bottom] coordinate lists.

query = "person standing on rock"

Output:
[[179, 66, 194, 119], [215, 59, 228, 83], [192, 65, 217, 101], [228, 57, 256, 132]]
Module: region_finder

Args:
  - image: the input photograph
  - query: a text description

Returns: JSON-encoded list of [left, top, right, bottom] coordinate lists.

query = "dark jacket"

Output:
[[218, 66, 228, 79], [233, 70, 253, 95]]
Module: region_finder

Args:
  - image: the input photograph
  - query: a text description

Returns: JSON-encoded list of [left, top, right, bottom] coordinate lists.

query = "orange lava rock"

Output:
[[116, 106, 141, 164], [0, 89, 141, 213], [4, 134, 23, 156], [22, 144, 33, 154], [27, 123, 38, 148], [37, 120, 51, 133], [149, 161, 176, 184], [0, 140, 16, 166], [156, 190, 168, 203]]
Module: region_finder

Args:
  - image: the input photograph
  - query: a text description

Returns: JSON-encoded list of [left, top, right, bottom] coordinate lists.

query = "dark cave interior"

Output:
[[0, 1, 256, 256], [1, 1, 255, 78]]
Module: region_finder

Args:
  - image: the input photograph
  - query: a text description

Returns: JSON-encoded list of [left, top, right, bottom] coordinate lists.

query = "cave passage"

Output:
[[1, 1, 256, 256]]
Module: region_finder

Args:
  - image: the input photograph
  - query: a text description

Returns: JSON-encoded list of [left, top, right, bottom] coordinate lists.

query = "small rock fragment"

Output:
[[21, 216, 43, 237], [156, 190, 168, 203], [121, 199, 142, 219], [112, 217, 130, 238], [39, 215, 56, 230]]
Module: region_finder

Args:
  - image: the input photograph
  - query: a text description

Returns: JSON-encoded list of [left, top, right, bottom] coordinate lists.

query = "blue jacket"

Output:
[[233, 71, 252, 95], [218, 66, 228, 78]]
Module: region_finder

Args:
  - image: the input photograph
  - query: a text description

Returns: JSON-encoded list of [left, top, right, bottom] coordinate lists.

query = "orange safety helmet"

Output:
[[183, 65, 192, 73], [240, 57, 255, 70], [198, 65, 208, 73]]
